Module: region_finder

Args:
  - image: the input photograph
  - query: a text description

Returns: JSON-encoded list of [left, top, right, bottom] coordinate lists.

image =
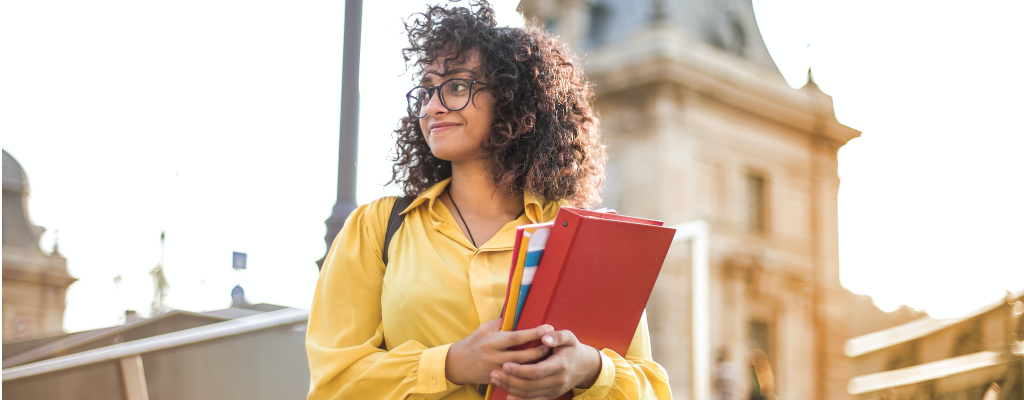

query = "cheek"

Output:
[[469, 98, 496, 140], [419, 120, 432, 147]]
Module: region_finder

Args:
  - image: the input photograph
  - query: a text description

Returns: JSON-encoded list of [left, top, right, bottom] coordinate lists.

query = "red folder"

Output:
[[490, 207, 676, 400]]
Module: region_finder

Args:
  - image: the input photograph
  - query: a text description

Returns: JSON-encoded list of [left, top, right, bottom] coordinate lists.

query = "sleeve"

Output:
[[305, 198, 464, 400], [570, 311, 672, 400]]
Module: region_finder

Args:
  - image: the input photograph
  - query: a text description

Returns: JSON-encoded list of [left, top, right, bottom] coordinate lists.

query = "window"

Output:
[[749, 319, 772, 400], [749, 319, 771, 356], [747, 173, 767, 234], [587, 3, 610, 47], [544, 17, 558, 34]]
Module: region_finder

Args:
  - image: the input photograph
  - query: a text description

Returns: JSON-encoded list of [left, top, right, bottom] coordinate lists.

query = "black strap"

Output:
[[382, 195, 414, 266], [378, 195, 413, 352]]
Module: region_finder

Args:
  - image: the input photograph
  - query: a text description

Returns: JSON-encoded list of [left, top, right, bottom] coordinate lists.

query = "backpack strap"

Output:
[[382, 195, 415, 266], [378, 195, 413, 352]]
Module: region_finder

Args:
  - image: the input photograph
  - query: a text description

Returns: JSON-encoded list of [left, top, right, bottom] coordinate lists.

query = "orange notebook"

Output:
[[488, 207, 676, 400]]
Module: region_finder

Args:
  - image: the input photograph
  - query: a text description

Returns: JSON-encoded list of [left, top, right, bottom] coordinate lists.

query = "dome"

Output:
[[2, 149, 41, 251], [3, 149, 28, 194]]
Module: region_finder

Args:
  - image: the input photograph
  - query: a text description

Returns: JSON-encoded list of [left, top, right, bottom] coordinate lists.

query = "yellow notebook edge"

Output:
[[501, 231, 531, 332], [486, 228, 532, 400]]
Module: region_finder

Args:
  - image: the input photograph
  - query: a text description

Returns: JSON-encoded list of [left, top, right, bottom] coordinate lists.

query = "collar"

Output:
[[400, 178, 565, 225]]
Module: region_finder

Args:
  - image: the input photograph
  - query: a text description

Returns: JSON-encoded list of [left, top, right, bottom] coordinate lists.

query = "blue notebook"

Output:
[[513, 223, 552, 329]]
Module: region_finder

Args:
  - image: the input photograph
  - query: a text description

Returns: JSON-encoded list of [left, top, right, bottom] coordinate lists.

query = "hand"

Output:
[[490, 329, 602, 400], [445, 319, 552, 385]]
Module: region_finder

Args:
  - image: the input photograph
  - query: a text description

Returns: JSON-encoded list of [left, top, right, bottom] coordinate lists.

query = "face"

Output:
[[416, 50, 495, 163]]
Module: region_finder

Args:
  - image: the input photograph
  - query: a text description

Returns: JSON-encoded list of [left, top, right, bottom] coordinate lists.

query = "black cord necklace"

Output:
[[447, 187, 525, 248]]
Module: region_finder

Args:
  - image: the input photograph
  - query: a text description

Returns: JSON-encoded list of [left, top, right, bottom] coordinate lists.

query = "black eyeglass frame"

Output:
[[406, 78, 489, 118]]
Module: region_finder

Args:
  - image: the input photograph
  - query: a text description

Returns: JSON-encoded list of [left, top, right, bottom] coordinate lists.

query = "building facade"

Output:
[[846, 291, 1024, 399], [2, 150, 76, 341], [519, 1, 860, 399]]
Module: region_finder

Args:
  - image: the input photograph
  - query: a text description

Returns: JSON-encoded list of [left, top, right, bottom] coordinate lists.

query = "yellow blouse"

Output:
[[306, 178, 672, 400]]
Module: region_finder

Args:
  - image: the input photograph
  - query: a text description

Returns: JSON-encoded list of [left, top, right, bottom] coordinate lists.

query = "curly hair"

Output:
[[389, 0, 605, 207]]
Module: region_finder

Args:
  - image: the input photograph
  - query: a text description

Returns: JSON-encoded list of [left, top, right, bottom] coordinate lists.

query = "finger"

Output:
[[492, 369, 565, 399], [496, 324, 554, 348], [503, 353, 567, 380], [541, 329, 579, 348], [480, 318, 503, 332], [501, 345, 549, 364], [490, 369, 509, 390]]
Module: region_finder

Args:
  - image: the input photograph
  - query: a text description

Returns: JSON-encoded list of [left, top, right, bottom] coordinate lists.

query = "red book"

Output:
[[490, 207, 676, 400]]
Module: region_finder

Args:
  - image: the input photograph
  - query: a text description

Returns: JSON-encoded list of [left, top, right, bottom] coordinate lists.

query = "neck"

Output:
[[448, 159, 523, 217]]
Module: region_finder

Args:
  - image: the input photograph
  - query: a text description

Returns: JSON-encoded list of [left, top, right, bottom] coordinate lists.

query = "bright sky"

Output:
[[1, 1, 1020, 333]]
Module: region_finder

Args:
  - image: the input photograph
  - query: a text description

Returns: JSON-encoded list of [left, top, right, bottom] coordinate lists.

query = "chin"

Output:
[[428, 145, 482, 164], [427, 144, 459, 162]]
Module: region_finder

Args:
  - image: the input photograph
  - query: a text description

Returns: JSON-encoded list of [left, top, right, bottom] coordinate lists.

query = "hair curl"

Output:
[[389, 0, 605, 207]]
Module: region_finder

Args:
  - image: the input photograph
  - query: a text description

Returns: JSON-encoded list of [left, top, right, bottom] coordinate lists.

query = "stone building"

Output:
[[519, 1, 860, 399], [845, 290, 1024, 399], [3, 149, 76, 341]]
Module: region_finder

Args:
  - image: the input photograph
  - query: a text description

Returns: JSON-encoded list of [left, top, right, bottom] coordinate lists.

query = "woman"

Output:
[[306, 2, 671, 399]]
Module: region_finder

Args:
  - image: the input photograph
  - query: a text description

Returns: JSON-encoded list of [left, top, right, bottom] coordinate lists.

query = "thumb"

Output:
[[541, 329, 578, 348]]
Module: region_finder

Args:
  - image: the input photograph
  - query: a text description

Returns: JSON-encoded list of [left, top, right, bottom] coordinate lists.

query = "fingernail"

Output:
[[491, 371, 499, 379], [491, 377, 499, 385], [544, 325, 554, 333], [544, 335, 554, 344]]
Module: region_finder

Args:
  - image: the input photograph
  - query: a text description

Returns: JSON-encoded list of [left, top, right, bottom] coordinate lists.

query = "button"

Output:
[[429, 379, 437, 388]]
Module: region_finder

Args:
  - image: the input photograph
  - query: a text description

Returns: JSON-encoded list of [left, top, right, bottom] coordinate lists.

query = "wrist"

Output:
[[444, 340, 467, 385], [575, 346, 603, 389]]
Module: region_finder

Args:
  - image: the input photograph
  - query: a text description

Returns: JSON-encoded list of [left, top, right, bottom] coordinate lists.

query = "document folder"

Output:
[[487, 207, 676, 400]]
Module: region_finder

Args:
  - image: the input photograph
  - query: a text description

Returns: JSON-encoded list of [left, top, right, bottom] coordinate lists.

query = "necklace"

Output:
[[446, 187, 526, 248]]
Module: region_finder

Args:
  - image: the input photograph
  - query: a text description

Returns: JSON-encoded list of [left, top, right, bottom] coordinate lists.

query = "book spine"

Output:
[[500, 228, 525, 319], [510, 211, 583, 349]]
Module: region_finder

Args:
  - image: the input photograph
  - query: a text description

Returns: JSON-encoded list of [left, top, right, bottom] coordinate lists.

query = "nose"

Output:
[[423, 88, 447, 117]]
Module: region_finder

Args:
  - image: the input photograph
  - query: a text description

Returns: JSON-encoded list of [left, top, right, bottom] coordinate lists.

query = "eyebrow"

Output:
[[419, 67, 477, 86]]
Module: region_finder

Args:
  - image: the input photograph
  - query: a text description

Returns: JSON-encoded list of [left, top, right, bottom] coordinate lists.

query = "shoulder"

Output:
[[361, 196, 399, 220], [340, 197, 401, 243]]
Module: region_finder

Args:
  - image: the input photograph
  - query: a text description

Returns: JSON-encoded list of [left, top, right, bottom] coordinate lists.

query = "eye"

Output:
[[450, 81, 469, 92]]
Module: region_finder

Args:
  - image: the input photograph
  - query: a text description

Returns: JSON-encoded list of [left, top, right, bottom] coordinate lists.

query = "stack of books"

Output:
[[485, 207, 676, 400]]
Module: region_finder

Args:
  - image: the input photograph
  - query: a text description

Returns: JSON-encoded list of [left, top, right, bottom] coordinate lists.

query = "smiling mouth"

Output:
[[430, 124, 460, 134]]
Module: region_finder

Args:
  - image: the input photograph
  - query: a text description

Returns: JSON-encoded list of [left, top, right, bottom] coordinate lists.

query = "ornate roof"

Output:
[[3, 149, 28, 194], [2, 150, 42, 252], [520, 0, 783, 78]]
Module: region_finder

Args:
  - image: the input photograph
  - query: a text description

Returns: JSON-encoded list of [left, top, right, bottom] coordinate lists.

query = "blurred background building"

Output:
[[519, 0, 857, 398], [3, 150, 76, 341], [2, 150, 310, 399], [846, 290, 1024, 400]]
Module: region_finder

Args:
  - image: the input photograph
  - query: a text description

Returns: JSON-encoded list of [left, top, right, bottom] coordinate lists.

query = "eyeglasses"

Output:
[[406, 78, 488, 118]]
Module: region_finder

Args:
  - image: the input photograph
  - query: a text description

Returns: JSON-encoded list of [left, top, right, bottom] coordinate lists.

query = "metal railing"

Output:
[[2, 307, 309, 382], [847, 350, 1015, 395]]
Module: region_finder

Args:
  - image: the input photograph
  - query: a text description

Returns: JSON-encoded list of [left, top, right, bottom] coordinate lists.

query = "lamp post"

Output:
[[318, 0, 363, 269]]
